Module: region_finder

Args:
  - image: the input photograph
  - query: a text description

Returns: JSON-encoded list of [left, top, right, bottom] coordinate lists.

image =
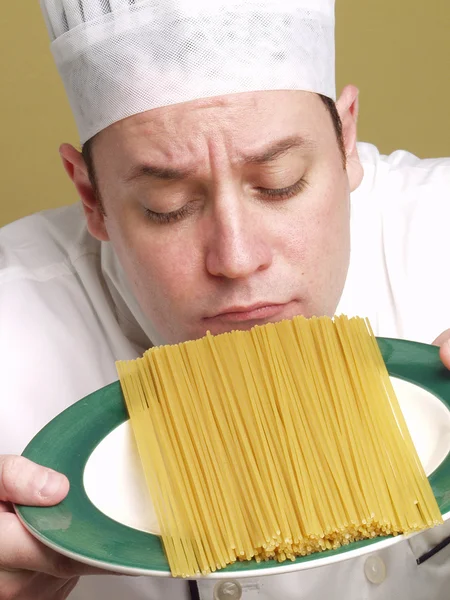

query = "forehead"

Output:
[[100, 90, 327, 160]]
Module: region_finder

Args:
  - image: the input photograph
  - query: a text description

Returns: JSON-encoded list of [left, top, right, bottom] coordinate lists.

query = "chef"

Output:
[[1, 0, 450, 598]]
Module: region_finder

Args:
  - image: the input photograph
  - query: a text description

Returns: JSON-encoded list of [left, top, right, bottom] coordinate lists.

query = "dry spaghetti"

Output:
[[116, 315, 442, 577]]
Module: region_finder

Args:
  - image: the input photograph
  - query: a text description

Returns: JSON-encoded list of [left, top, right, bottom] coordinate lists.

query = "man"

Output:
[[1, 0, 450, 599]]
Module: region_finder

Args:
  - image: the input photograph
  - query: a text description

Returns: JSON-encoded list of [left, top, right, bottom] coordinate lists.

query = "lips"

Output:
[[205, 302, 290, 324]]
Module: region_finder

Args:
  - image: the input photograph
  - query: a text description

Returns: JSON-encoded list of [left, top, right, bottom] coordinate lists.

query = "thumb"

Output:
[[432, 329, 450, 370], [0, 455, 69, 506]]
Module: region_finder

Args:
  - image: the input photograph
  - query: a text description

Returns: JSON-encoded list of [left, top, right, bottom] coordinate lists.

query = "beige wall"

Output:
[[1, 2, 449, 227]]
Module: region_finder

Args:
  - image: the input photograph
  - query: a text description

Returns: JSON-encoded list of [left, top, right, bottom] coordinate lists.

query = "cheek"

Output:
[[109, 217, 203, 303], [277, 175, 350, 306], [305, 185, 351, 308], [284, 183, 349, 261], [315, 189, 350, 254]]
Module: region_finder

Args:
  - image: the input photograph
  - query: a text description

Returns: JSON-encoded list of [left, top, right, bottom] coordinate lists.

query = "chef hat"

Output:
[[40, 0, 336, 144]]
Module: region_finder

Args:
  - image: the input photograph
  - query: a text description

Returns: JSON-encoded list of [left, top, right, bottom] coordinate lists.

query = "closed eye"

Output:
[[256, 178, 309, 200], [143, 178, 308, 225], [144, 203, 196, 224]]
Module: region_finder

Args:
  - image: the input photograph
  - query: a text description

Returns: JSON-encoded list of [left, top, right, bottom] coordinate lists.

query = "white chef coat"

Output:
[[1, 142, 450, 600]]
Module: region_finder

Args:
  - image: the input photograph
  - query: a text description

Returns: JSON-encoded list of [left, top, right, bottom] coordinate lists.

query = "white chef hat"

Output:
[[40, 0, 336, 144]]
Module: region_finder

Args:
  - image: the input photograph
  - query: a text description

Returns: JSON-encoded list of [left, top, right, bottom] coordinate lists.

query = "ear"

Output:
[[59, 143, 110, 242], [336, 84, 364, 192]]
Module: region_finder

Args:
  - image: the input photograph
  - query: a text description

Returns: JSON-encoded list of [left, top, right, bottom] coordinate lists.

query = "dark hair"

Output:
[[82, 135, 99, 203], [81, 94, 345, 197], [318, 94, 346, 165]]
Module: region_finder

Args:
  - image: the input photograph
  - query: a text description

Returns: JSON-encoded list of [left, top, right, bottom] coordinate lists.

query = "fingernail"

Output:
[[39, 470, 64, 498]]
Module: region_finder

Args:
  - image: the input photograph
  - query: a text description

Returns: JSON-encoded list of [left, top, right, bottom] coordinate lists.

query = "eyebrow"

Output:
[[124, 164, 196, 183], [241, 135, 317, 165], [124, 135, 316, 183]]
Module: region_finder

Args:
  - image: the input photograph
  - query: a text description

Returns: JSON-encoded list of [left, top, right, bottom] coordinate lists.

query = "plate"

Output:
[[15, 338, 450, 579]]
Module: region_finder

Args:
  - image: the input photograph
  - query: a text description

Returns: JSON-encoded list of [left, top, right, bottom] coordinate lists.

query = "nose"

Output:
[[204, 190, 273, 280]]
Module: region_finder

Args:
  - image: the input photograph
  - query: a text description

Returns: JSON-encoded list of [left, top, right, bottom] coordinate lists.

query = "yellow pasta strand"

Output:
[[117, 315, 443, 576]]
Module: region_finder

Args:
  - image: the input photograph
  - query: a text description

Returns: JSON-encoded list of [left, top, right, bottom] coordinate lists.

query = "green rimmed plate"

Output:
[[15, 338, 450, 579]]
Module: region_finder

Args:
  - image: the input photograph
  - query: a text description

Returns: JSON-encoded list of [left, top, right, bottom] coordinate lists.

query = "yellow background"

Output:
[[1, 2, 449, 227]]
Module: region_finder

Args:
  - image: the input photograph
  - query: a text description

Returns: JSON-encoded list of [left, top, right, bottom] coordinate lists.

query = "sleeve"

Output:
[[0, 274, 117, 455], [377, 151, 450, 343]]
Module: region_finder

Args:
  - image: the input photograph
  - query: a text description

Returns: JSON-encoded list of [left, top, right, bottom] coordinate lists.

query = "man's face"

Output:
[[82, 90, 361, 344]]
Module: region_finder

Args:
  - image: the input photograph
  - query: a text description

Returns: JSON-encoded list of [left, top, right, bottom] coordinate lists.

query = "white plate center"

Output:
[[83, 377, 450, 536]]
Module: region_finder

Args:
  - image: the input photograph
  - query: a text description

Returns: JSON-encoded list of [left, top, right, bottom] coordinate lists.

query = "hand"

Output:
[[0, 455, 105, 599], [433, 329, 450, 369]]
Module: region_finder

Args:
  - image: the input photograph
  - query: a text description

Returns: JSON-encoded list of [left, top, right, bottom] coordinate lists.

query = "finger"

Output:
[[0, 501, 12, 513], [56, 577, 80, 599], [0, 571, 79, 600], [0, 455, 69, 506], [0, 513, 108, 578], [0, 569, 37, 598], [432, 329, 450, 347], [432, 329, 450, 370], [439, 342, 450, 370]]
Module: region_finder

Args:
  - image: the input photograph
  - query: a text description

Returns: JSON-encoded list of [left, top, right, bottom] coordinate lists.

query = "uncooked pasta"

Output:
[[116, 315, 442, 577]]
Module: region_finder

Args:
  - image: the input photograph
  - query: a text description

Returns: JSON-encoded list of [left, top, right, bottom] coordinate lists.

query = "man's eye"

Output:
[[144, 204, 193, 224], [257, 178, 308, 199], [143, 179, 308, 224]]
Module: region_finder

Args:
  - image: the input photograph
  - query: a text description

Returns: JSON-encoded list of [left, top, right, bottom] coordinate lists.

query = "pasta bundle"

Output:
[[116, 315, 442, 577]]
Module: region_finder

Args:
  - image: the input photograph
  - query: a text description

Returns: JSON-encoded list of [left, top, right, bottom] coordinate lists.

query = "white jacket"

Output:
[[1, 142, 450, 599]]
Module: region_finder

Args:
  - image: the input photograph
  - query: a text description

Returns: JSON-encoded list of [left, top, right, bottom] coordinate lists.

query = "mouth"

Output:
[[204, 302, 294, 326]]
